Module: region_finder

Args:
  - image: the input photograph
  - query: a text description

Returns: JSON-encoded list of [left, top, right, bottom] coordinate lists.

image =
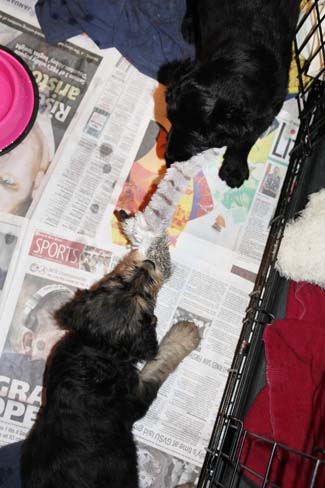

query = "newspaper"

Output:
[[0, 2, 301, 486], [0, 0, 36, 18]]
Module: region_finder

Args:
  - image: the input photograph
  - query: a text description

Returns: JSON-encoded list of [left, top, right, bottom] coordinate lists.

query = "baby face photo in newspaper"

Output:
[[0, 125, 50, 216]]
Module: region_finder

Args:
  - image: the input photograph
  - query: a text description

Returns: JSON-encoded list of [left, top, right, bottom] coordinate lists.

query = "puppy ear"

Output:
[[157, 58, 195, 85], [127, 311, 159, 361]]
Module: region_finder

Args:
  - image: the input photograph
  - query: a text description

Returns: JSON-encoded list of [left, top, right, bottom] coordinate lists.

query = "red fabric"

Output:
[[240, 282, 325, 487]]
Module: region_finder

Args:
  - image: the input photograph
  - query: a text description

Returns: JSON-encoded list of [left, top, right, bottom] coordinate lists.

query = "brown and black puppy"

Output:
[[159, 0, 300, 188], [21, 248, 200, 488]]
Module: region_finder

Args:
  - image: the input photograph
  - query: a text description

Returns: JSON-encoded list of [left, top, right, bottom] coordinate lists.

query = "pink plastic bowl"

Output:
[[0, 45, 38, 155]]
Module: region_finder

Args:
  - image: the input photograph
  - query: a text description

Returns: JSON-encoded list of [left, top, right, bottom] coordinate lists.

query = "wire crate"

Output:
[[197, 1, 325, 487]]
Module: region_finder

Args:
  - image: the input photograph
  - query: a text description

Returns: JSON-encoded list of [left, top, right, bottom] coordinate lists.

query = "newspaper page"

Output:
[[0, 0, 37, 19], [0, 224, 114, 445], [134, 247, 255, 469], [0, 7, 119, 218], [30, 55, 157, 241]]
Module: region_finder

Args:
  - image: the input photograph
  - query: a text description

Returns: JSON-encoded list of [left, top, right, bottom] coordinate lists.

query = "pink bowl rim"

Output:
[[0, 44, 39, 156]]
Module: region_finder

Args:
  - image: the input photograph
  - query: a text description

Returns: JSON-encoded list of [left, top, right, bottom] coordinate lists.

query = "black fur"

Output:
[[20, 253, 168, 488], [159, 0, 300, 187]]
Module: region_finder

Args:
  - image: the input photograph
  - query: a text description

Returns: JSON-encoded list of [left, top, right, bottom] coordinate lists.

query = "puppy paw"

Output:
[[167, 321, 201, 353], [219, 162, 249, 188], [121, 212, 157, 252]]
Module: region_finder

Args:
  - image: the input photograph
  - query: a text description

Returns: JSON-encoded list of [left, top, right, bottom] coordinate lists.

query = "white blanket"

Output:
[[276, 188, 325, 287]]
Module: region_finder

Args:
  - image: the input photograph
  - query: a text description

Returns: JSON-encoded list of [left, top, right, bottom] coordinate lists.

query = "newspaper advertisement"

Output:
[[0, 2, 302, 485]]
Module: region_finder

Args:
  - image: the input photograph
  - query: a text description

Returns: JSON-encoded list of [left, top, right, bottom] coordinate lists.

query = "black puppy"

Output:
[[159, 0, 300, 188], [21, 250, 200, 488]]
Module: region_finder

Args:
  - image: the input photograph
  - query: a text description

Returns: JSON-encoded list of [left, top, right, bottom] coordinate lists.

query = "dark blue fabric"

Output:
[[35, 0, 195, 79], [0, 442, 22, 488]]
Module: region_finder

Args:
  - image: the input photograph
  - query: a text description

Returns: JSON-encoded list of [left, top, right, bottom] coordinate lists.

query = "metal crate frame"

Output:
[[197, 1, 325, 486]]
